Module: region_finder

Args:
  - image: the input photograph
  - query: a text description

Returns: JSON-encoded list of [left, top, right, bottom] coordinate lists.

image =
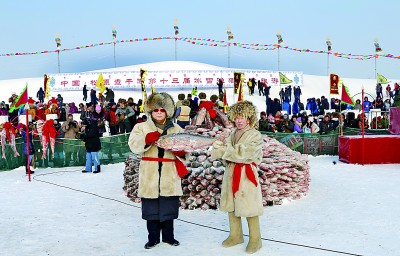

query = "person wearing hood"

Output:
[[211, 100, 264, 254], [36, 87, 45, 103], [309, 98, 318, 114], [92, 104, 106, 137], [128, 92, 187, 249], [69, 102, 78, 114], [0, 102, 8, 116], [293, 117, 303, 133], [292, 99, 300, 115], [303, 116, 319, 133]]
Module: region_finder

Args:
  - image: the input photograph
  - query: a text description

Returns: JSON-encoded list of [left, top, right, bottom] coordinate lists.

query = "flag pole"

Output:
[[361, 85, 365, 166], [26, 85, 31, 181]]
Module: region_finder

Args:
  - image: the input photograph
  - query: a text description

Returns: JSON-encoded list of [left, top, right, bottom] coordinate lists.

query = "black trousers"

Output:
[[147, 219, 175, 243]]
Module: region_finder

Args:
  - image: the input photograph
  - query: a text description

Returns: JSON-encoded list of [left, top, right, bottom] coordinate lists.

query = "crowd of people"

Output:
[[0, 81, 398, 173]]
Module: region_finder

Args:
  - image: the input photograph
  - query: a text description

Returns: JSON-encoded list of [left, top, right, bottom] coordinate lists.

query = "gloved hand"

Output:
[[145, 131, 160, 145], [172, 150, 186, 157]]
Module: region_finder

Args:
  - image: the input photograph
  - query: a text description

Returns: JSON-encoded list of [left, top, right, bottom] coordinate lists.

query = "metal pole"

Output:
[[278, 45, 280, 71], [327, 52, 329, 76], [175, 38, 177, 61], [374, 56, 377, 79], [228, 42, 230, 68], [113, 42, 116, 67], [57, 51, 60, 73]]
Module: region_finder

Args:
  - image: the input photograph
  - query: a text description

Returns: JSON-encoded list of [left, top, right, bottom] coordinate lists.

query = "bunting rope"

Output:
[[1, 36, 399, 61]]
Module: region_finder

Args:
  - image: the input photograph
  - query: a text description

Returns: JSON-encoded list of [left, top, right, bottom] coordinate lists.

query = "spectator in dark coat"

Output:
[[80, 118, 101, 173], [271, 98, 281, 116], [217, 79, 224, 95], [257, 80, 264, 96], [36, 87, 45, 103], [83, 84, 88, 102], [319, 115, 335, 134], [320, 96, 330, 114], [90, 89, 98, 104], [105, 87, 115, 102], [264, 84, 270, 100]]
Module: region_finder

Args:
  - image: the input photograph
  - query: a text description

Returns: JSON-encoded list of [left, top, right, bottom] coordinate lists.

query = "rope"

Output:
[[32, 169, 364, 256]]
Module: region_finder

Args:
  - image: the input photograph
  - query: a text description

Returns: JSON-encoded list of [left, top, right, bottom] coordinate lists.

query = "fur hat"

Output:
[[227, 100, 258, 128], [144, 92, 175, 119]]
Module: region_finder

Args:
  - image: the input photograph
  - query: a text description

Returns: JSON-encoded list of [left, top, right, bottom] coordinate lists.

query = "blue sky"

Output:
[[1, 0, 400, 80]]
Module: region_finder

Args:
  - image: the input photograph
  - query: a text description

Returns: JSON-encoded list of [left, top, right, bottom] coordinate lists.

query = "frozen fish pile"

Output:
[[123, 129, 310, 209]]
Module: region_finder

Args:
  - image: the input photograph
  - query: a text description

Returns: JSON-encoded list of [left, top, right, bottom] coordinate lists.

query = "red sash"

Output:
[[232, 162, 258, 198], [141, 156, 188, 178]]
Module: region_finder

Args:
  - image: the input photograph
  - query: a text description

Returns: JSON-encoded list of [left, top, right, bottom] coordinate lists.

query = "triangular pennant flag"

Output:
[[9, 84, 28, 113], [96, 73, 106, 94], [341, 84, 355, 106], [377, 73, 389, 84], [279, 72, 293, 84]]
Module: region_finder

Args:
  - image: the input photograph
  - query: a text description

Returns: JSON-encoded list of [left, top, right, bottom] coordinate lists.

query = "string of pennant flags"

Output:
[[1, 36, 399, 60]]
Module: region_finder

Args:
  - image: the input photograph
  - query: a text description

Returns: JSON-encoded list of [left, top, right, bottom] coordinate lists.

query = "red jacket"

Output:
[[198, 100, 217, 119]]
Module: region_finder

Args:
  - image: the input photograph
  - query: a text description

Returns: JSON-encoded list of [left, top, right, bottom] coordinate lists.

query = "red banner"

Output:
[[330, 74, 339, 95]]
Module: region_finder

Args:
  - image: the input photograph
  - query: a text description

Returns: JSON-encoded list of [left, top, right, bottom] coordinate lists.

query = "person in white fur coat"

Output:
[[211, 100, 263, 254]]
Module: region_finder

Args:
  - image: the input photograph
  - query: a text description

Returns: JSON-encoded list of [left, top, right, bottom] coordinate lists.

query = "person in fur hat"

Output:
[[211, 100, 263, 254], [128, 92, 187, 249]]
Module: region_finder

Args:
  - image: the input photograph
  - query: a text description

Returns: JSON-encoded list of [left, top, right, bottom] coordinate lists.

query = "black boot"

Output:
[[93, 165, 101, 174], [161, 220, 180, 246], [145, 220, 161, 249]]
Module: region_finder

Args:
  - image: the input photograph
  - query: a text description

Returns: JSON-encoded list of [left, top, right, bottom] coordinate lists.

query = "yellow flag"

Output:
[[140, 90, 147, 113], [151, 85, 156, 94], [279, 72, 293, 84], [377, 73, 388, 84], [45, 76, 51, 99], [96, 73, 106, 93]]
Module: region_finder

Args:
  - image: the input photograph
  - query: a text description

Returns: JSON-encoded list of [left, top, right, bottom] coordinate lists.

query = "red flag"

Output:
[[9, 85, 28, 113], [223, 87, 227, 113], [341, 84, 355, 106]]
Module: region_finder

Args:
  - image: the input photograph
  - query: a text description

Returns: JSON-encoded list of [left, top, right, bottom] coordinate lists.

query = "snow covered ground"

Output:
[[1, 156, 399, 256]]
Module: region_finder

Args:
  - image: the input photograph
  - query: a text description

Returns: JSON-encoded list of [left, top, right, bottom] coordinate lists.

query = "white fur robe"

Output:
[[128, 119, 184, 199], [211, 128, 263, 217]]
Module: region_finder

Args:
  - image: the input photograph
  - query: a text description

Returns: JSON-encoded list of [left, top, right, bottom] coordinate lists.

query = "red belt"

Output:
[[232, 162, 258, 198], [141, 156, 188, 178]]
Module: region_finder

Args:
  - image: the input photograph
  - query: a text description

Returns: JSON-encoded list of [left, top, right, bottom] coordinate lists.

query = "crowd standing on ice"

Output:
[[0, 79, 397, 172]]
